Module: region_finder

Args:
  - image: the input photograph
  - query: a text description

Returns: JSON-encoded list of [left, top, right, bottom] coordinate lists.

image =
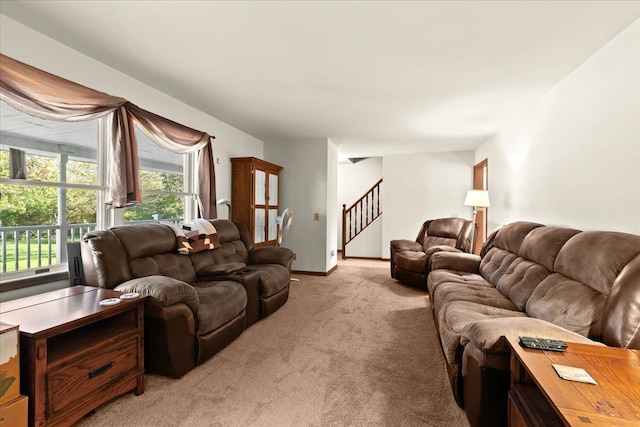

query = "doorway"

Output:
[[473, 159, 488, 254]]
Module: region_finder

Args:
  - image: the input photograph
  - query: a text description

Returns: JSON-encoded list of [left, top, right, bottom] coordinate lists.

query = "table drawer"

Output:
[[48, 335, 138, 414]]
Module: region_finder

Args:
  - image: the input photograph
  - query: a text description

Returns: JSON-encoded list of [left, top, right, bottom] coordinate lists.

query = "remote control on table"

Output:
[[519, 336, 567, 352]]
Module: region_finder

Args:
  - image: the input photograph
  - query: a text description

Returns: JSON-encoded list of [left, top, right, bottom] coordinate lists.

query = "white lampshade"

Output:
[[464, 190, 490, 208]]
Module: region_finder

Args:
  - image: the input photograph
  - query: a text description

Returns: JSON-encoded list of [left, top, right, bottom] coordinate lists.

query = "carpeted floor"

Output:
[[77, 260, 469, 426]]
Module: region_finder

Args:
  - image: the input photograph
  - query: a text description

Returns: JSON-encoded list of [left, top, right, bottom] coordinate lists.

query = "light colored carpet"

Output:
[[77, 261, 469, 426]]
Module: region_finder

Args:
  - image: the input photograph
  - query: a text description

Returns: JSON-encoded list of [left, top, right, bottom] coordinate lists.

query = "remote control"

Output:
[[519, 336, 567, 352]]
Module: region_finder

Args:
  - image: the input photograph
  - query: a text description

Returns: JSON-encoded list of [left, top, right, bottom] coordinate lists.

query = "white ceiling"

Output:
[[1, 1, 639, 157]]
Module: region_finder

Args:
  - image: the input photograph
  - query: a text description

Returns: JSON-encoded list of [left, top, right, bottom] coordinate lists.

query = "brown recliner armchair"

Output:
[[390, 217, 475, 289]]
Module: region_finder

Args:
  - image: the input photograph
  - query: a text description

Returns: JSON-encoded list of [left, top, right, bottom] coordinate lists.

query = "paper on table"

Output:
[[552, 364, 597, 385]]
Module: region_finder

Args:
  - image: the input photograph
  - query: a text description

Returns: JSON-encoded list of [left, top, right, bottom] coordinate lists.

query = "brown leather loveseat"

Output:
[[390, 217, 474, 288], [427, 221, 640, 427], [81, 219, 294, 378]]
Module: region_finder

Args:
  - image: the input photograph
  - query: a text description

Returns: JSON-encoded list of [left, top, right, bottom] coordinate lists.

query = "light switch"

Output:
[[314, 213, 320, 221]]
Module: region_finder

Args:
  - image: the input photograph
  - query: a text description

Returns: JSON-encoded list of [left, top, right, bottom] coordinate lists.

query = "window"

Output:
[[0, 102, 196, 287], [124, 125, 191, 225], [0, 102, 103, 282]]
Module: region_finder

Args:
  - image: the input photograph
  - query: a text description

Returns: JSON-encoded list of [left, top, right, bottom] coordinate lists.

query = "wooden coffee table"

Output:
[[507, 335, 640, 427], [0, 286, 146, 427]]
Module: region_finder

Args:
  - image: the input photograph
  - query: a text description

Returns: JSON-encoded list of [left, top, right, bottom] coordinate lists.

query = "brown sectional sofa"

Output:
[[81, 219, 294, 378], [427, 221, 640, 427]]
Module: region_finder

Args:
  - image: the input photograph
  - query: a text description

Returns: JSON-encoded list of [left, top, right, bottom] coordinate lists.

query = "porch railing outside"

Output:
[[0, 218, 182, 273]]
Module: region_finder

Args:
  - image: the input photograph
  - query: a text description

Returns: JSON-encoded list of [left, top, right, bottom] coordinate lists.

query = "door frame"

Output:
[[473, 159, 488, 254]]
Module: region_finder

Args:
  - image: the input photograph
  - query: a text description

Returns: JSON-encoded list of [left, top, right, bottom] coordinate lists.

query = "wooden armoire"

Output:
[[230, 157, 282, 247]]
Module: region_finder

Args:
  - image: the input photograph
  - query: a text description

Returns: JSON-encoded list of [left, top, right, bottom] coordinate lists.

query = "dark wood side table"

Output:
[[0, 286, 146, 427], [507, 335, 640, 427]]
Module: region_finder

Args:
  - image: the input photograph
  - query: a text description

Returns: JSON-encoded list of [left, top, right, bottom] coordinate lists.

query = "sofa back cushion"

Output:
[[520, 227, 581, 271], [603, 254, 640, 349], [489, 227, 582, 310], [525, 274, 606, 337], [479, 222, 554, 310], [479, 222, 543, 285], [423, 217, 473, 252], [189, 220, 250, 273], [111, 223, 197, 284], [527, 231, 640, 345]]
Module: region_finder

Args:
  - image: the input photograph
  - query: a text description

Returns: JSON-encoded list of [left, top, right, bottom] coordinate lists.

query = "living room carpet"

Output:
[[77, 260, 469, 427]]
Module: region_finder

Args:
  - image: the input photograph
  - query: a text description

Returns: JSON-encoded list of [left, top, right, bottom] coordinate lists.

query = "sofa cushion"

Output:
[[526, 273, 608, 338], [519, 227, 581, 272], [437, 301, 528, 366], [493, 258, 550, 311], [396, 246, 460, 274], [428, 269, 482, 301], [492, 221, 544, 255], [192, 281, 247, 335], [112, 223, 177, 258], [395, 251, 428, 273], [478, 249, 517, 284], [427, 218, 469, 242], [461, 317, 601, 372], [554, 231, 640, 296], [423, 236, 457, 251], [129, 252, 197, 284], [250, 264, 291, 298], [432, 281, 518, 320], [195, 263, 246, 279], [603, 254, 640, 348], [526, 231, 640, 340]]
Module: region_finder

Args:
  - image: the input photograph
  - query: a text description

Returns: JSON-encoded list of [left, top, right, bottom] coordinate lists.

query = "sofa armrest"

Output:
[[460, 317, 601, 371], [114, 275, 199, 312], [249, 246, 295, 268], [390, 239, 422, 253], [430, 252, 481, 273]]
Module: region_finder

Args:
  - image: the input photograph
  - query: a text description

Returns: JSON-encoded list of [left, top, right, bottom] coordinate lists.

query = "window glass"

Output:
[[0, 101, 100, 276], [123, 124, 186, 223]]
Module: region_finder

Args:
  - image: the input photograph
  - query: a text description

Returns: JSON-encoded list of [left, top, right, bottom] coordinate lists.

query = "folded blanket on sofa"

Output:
[[168, 218, 222, 254]]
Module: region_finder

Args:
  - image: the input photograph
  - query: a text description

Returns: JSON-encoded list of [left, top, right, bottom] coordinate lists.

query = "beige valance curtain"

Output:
[[0, 54, 217, 218], [126, 103, 216, 219]]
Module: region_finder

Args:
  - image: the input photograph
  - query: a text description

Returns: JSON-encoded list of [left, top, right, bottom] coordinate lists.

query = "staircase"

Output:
[[341, 178, 382, 259]]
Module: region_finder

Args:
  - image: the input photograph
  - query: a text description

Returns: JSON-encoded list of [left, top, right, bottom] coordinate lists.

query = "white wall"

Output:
[[265, 138, 332, 273], [476, 19, 640, 234], [0, 15, 264, 207], [326, 141, 338, 271], [382, 151, 475, 257], [337, 157, 383, 257]]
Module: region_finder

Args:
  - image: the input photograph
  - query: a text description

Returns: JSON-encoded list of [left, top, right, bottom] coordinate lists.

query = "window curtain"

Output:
[[126, 103, 216, 219], [0, 53, 140, 206], [0, 54, 217, 217]]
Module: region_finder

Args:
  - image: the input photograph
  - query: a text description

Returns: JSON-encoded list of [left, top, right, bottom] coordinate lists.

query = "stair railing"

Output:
[[341, 178, 382, 259]]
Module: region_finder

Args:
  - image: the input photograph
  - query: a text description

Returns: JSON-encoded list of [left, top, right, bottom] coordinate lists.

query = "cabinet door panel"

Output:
[[269, 208, 279, 243], [254, 208, 266, 243], [268, 173, 278, 206], [255, 170, 266, 205]]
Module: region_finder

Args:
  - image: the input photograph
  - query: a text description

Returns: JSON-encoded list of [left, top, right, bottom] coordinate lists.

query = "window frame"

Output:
[[0, 114, 198, 291]]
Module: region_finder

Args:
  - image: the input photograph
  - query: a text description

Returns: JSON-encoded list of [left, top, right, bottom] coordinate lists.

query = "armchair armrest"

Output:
[[390, 239, 422, 253], [249, 246, 295, 267], [114, 275, 199, 312], [460, 317, 601, 370], [430, 252, 481, 273]]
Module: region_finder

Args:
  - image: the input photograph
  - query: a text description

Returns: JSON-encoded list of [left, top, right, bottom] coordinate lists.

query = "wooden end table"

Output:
[[507, 335, 640, 427], [0, 286, 146, 427]]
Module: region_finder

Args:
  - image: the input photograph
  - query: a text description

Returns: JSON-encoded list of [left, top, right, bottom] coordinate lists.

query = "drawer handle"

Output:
[[88, 362, 113, 379]]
